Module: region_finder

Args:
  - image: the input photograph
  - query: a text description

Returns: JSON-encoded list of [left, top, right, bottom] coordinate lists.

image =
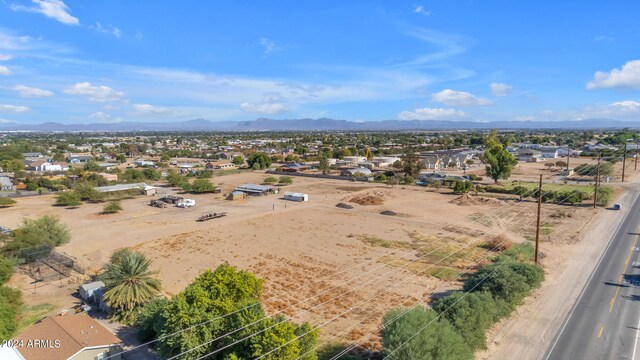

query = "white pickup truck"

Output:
[[177, 199, 196, 208]]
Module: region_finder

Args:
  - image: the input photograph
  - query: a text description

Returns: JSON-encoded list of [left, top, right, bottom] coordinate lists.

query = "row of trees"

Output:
[[382, 243, 544, 359]]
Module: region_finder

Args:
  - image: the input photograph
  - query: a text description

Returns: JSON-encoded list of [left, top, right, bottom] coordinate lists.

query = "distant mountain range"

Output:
[[0, 117, 637, 132]]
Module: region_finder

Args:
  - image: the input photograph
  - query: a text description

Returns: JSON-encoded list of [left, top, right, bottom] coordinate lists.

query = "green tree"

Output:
[[453, 181, 473, 194], [2, 215, 71, 254], [278, 176, 293, 185], [247, 153, 272, 170], [101, 249, 161, 324], [1, 159, 25, 172], [0, 198, 16, 208], [318, 157, 330, 175], [381, 306, 472, 360], [102, 201, 122, 214], [190, 179, 217, 193], [156, 263, 317, 360], [400, 150, 424, 177], [137, 297, 169, 342], [386, 177, 399, 188], [483, 130, 517, 183], [56, 191, 82, 207], [84, 161, 101, 172], [232, 156, 245, 165], [432, 291, 497, 350]]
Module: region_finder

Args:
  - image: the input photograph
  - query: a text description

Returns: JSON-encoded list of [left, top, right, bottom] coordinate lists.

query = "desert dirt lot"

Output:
[[1, 166, 617, 354]]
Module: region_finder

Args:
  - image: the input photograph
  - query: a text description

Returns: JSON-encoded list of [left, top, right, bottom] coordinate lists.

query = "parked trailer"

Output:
[[283, 192, 309, 202], [197, 212, 227, 222]]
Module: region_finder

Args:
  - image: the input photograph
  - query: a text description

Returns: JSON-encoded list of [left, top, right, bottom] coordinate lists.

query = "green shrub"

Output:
[[56, 191, 82, 207], [263, 176, 278, 184], [102, 201, 122, 214], [432, 291, 497, 350], [190, 179, 216, 193], [2, 215, 71, 255], [0, 286, 23, 340], [0, 257, 14, 285], [381, 306, 472, 360], [278, 176, 293, 185]]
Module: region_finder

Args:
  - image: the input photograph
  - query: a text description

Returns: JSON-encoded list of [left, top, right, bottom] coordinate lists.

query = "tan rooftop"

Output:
[[14, 314, 121, 360]]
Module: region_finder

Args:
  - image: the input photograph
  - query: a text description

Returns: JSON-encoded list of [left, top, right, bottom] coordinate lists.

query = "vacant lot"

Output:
[[1, 170, 604, 352]]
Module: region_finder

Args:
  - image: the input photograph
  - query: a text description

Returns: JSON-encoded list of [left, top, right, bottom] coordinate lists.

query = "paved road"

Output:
[[545, 191, 640, 360]]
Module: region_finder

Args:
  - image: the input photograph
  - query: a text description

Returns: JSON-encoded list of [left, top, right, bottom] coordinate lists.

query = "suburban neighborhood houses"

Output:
[[0, 128, 634, 360]]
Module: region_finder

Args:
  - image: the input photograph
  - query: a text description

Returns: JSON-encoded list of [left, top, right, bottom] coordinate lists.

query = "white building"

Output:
[[283, 192, 309, 202]]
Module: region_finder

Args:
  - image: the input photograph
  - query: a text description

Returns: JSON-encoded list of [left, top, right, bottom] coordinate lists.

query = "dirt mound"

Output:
[[349, 195, 384, 206], [336, 203, 354, 209], [450, 194, 502, 206], [380, 210, 398, 216]]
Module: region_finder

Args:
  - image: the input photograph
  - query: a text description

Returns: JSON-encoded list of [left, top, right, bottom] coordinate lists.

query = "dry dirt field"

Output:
[[0, 167, 618, 354]]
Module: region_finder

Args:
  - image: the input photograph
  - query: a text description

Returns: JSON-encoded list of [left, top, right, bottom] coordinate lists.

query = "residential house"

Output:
[[22, 152, 44, 158], [205, 161, 237, 170], [134, 160, 156, 167], [539, 146, 560, 159], [28, 161, 69, 172], [512, 148, 543, 162], [340, 167, 372, 177], [278, 163, 309, 172], [67, 155, 94, 163], [8, 314, 122, 360]]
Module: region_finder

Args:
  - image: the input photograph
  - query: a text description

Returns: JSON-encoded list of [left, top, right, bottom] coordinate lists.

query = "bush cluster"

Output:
[[381, 243, 543, 359]]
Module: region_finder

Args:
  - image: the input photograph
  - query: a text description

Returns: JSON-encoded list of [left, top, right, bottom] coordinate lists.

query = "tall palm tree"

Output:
[[101, 250, 161, 324]]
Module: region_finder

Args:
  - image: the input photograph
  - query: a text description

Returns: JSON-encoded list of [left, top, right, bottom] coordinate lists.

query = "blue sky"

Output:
[[1, 0, 640, 124]]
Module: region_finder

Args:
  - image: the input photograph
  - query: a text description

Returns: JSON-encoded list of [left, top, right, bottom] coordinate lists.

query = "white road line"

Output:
[[544, 192, 639, 359]]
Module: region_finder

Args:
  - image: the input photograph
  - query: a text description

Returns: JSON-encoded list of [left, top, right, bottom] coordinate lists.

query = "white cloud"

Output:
[[587, 60, 640, 89], [133, 103, 181, 116], [13, 85, 54, 98], [89, 22, 122, 38], [63, 82, 125, 102], [594, 35, 614, 42], [414, 5, 431, 16], [89, 111, 122, 123], [11, 0, 79, 26], [490, 82, 512, 97], [0, 65, 11, 76], [240, 95, 289, 114], [260, 38, 280, 55], [0, 104, 29, 113], [610, 100, 640, 112], [0, 54, 12, 61], [431, 89, 492, 106], [397, 107, 465, 120]]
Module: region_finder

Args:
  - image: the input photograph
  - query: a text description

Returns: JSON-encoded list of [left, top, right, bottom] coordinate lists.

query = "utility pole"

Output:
[[566, 142, 571, 171], [635, 140, 639, 171], [594, 155, 601, 208], [622, 142, 627, 182], [535, 174, 543, 264]]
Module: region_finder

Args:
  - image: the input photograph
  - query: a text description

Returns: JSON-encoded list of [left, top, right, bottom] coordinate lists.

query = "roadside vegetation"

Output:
[[381, 243, 543, 359]]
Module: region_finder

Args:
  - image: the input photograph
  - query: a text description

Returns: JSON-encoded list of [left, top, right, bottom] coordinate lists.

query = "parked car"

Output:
[[613, 203, 623, 210], [177, 199, 196, 208]]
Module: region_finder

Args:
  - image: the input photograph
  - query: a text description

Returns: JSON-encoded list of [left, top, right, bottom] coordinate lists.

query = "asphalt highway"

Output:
[[545, 192, 640, 360]]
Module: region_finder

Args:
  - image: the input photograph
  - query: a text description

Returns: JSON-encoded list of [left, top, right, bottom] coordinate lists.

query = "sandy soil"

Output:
[[0, 167, 618, 353]]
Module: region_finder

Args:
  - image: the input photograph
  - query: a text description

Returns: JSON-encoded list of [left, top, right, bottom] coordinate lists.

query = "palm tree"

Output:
[[101, 250, 161, 324]]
